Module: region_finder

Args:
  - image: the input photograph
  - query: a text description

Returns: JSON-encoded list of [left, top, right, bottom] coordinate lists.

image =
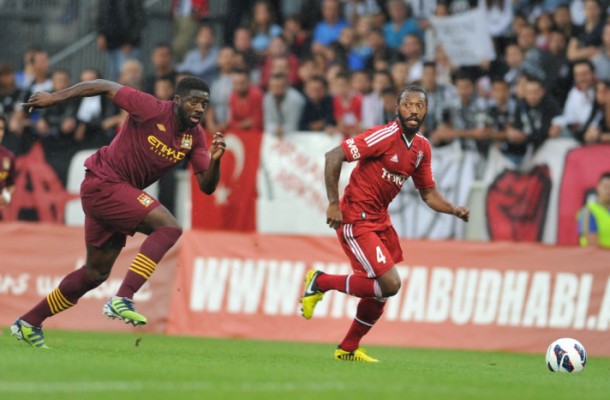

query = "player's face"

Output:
[[396, 91, 427, 135], [598, 177, 610, 205], [176, 89, 209, 128]]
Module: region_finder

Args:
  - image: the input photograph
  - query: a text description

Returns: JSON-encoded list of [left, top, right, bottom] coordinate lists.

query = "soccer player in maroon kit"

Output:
[[301, 85, 470, 362], [0, 114, 16, 216], [11, 77, 226, 348]]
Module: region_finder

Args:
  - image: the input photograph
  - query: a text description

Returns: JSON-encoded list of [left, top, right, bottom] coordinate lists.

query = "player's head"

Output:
[[598, 172, 610, 205], [396, 85, 427, 135], [174, 76, 210, 128]]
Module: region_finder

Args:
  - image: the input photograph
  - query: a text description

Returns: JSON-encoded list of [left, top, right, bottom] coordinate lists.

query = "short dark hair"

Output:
[[572, 58, 595, 73], [600, 172, 610, 182], [176, 76, 210, 97], [397, 85, 427, 105], [307, 75, 328, 88]]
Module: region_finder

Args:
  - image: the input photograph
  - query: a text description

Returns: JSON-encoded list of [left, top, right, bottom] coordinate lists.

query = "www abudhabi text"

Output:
[[188, 257, 610, 331]]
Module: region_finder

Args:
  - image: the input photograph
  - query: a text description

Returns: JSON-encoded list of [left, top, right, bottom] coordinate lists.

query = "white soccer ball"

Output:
[[546, 338, 587, 373]]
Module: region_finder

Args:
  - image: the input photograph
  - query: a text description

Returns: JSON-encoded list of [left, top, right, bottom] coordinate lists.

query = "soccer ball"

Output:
[[545, 338, 587, 373]]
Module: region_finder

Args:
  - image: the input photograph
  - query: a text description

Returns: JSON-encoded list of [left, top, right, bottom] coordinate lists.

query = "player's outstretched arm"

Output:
[[418, 187, 470, 222], [196, 132, 226, 195], [22, 79, 123, 112], [325, 146, 346, 229]]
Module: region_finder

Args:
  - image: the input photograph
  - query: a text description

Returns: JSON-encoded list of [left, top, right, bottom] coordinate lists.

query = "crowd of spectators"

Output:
[[2, 0, 610, 210]]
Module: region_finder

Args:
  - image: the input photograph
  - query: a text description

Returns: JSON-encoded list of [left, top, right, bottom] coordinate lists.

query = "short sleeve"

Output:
[[113, 86, 164, 122], [412, 138, 435, 189], [340, 124, 396, 162], [188, 126, 211, 174]]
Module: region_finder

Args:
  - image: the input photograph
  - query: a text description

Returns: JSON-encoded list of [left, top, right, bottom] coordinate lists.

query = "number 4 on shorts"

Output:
[[376, 246, 386, 264]]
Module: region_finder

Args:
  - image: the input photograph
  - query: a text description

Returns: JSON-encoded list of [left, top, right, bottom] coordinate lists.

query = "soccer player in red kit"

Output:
[[11, 77, 225, 348], [301, 85, 470, 362], [0, 114, 16, 216]]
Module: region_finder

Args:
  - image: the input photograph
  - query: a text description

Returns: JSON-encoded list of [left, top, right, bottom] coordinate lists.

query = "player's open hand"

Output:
[[453, 206, 470, 222], [21, 92, 57, 113], [326, 202, 343, 229], [211, 132, 226, 160]]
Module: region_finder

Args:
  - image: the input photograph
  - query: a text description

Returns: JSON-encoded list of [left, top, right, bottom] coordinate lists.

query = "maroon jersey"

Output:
[[339, 120, 435, 223], [84, 86, 211, 189], [0, 145, 16, 191]]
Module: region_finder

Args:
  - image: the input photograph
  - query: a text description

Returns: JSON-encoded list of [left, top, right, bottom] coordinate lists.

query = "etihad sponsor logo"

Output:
[[137, 193, 154, 207], [381, 167, 408, 187], [148, 135, 186, 162], [187, 258, 610, 331], [157, 123, 166, 132], [181, 134, 193, 149], [345, 138, 360, 160]]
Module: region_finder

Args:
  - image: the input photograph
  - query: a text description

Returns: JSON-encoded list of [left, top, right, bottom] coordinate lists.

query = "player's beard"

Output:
[[397, 112, 423, 136], [178, 106, 199, 128]]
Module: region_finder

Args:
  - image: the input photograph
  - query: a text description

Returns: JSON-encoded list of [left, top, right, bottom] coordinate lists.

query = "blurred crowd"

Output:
[[1, 0, 610, 194]]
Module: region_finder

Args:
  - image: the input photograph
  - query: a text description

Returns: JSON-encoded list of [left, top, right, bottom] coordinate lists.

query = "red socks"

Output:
[[316, 273, 380, 298], [339, 297, 386, 352]]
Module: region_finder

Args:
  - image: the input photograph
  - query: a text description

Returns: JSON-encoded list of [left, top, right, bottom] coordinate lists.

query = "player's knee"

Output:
[[381, 277, 401, 297], [85, 267, 111, 285]]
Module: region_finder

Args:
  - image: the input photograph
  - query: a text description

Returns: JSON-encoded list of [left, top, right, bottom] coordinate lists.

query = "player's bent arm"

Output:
[[22, 79, 123, 110], [195, 159, 221, 195], [325, 146, 346, 204], [419, 187, 470, 222]]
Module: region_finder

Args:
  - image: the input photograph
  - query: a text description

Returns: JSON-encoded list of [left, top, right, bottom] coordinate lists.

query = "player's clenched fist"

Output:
[[326, 202, 343, 229], [211, 132, 226, 160]]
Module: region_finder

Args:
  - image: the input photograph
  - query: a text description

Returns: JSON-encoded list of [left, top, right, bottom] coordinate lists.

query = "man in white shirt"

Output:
[[553, 59, 596, 138], [263, 73, 306, 138]]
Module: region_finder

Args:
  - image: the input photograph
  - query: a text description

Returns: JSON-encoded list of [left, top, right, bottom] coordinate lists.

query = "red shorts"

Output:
[[80, 171, 160, 248], [336, 220, 403, 278]]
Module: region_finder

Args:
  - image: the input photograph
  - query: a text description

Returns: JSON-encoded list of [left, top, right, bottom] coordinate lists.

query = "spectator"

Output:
[[261, 36, 299, 89], [312, 0, 348, 48], [503, 42, 525, 92], [250, 0, 282, 55], [397, 34, 425, 83], [390, 61, 409, 89], [296, 56, 322, 93], [343, 0, 382, 26], [553, 4, 576, 39], [0, 63, 21, 122], [282, 15, 312, 59], [578, 80, 610, 144], [592, 23, 610, 82], [421, 61, 458, 139], [143, 43, 177, 95], [517, 24, 558, 87], [118, 59, 144, 90], [263, 73, 306, 137], [14, 46, 38, 90], [351, 70, 371, 97], [445, 0, 477, 15], [227, 68, 264, 132], [556, 59, 597, 139], [361, 69, 393, 128], [578, 172, 610, 249], [433, 70, 488, 155], [535, 12, 555, 50], [365, 28, 392, 72], [299, 76, 336, 132], [154, 77, 176, 101], [233, 26, 258, 68], [485, 78, 522, 164], [479, 0, 514, 45], [509, 74, 562, 155], [178, 24, 220, 83], [210, 47, 235, 130], [335, 26, 368, 71], [567, 0, 604, 62], [380, 87, 398, 124], [171, 0, 209, 62], [332, 71, 362, 137], [97, 0, 146, 81], [38, 69, 79, 185], [383, 0, 422, 50], [74, 68, 120, 149]]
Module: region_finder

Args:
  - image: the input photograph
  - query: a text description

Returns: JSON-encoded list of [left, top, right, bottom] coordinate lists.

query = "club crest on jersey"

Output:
[[137, 193, 155, 207], [181, 134, 193, 149], [415, 151, 424, 169], [157, 123, 166, 132], [2, 157, 10, 170]]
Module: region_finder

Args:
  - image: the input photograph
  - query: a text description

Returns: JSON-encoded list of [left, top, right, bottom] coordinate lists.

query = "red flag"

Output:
[[191, 130, 262, 231]]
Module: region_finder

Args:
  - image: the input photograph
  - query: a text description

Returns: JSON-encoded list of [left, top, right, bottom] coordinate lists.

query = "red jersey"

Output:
[[84, 86, 211, 189], [0, 145, 16, 191], [227, 86, 264, 132], [339, 120, 435, 223], [333, 94, 362, 134]]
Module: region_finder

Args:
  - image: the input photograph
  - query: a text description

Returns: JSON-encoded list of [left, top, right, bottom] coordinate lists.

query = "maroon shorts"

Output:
[[81, 171, 160, 248], [336, 220, 403, 278]]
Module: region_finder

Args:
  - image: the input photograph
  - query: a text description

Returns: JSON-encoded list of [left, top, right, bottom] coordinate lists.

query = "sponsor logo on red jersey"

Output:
[[381, 167, 409, 187], [345, 138, 360, 160]]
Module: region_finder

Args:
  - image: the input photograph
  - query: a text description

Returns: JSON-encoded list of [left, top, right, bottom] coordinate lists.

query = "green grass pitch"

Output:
[[1, 329, 610, 400]]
